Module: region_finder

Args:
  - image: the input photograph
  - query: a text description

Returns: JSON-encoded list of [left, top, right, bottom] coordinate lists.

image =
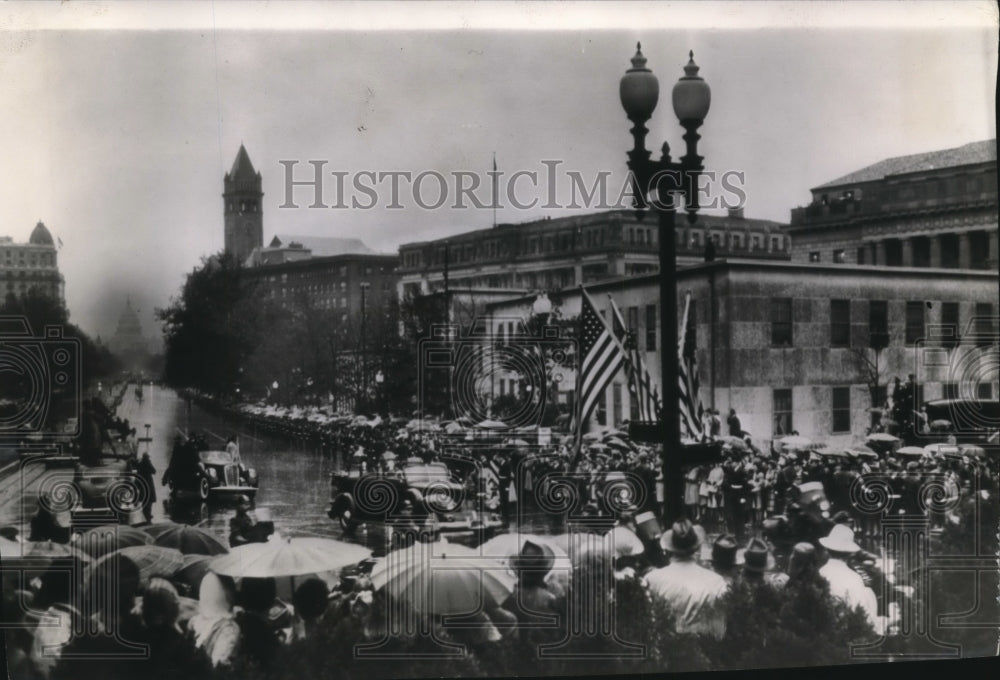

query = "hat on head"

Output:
[[742, 537, 775, 573], [510, 539, 555, 576], [906, 461, 919, 471], [711, 534, 741, 569], [819, 523, 861, 554], [236, 494, 252, 509], [659, 519, 705, 555], [787, 542, 818, 581]]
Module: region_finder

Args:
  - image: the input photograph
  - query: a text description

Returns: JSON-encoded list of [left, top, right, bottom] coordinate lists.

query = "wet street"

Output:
[[1, 385, 370, 550]]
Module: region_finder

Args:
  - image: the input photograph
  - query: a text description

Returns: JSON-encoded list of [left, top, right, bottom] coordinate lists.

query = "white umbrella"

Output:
[[608, 526, 645, 557], [209, 537, 372, 578], [370, 541, 514, 615], [866, 433, 900, 443], [475, 419, 509, 430]]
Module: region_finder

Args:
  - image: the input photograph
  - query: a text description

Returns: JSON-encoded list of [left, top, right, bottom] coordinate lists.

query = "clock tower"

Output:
[[223, 144, 264, 263]]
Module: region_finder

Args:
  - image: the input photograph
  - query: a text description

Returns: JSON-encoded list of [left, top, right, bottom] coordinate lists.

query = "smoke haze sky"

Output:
[[0, 2, 995, 342]]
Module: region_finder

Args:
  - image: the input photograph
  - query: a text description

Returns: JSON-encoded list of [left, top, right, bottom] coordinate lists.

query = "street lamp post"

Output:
[[620, 44, 710, 523]]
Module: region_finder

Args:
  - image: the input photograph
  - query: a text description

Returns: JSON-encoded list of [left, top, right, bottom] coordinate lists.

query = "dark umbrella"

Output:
[[77, 525, 153, 558], [144, 523, 229, 556], [90, 545, 185, 582]]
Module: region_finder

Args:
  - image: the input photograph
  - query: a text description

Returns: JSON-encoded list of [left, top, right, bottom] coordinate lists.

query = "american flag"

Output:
[[572, 288, 625, 446], [678, 292, 705, 440], [608, 295, 661, 422]]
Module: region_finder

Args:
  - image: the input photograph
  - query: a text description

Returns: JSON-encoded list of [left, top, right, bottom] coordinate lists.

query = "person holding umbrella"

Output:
[[229, 495, 270, 548]]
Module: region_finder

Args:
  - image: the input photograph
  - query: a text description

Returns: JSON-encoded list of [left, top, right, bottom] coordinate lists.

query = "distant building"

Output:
[[108, 297, 151, 371], [244, 252, 399, 320], [223, 144, 264, 263], [788, 139, 998, 269], [0, 222, 64, 303], [397, 209, 789, 300], [485, 260, 997, 449], [245, 234, 375, 267]]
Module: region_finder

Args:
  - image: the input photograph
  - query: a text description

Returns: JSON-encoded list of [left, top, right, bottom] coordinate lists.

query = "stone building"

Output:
[[0, 222, 64, 303], [398, 209, 789, 300], [788, 139, 998, 270], [485, 260, 998, 449], [223, 144, 264, 263]]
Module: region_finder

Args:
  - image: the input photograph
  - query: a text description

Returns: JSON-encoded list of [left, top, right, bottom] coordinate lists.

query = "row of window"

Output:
[[1, 251, 56, 268], [770, 298, 995, 348], [401, 225, 787, 269], [810, 231, 993, 269]]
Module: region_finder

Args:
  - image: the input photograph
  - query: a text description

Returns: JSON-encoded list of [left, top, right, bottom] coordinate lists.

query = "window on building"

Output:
[[941, 302, 960, 349], [771, 298, 793, 347], [645, 305, 657, 351], [978, 383, 994, 399], [857, 247, 866, 265], [629, 390, 640, 422], [627, 305, 639, 347], [943, 382, 959, 400], [905, 301, 925, 345], [833, 249, 846, 264], [830, 299, 851, 347], [974, 303, 996, 347], [832, 386, 851, 433], [809, 251, 821, 263], [597, 388, 607, 426], [869, 300, 889, 348], [773, 389, 793, 435], [613, 384, 623, 426], [885, 239, 903, 267]]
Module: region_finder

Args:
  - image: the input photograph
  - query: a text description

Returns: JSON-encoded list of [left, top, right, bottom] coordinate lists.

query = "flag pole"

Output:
[[570, 284, 587, 472], [492, 152, 498, 229]]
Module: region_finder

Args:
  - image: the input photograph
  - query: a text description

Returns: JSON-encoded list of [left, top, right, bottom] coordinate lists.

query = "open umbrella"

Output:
[[582, 432, 602, 442], [475, 419, 509, 430], [144, 523, 229, 556], [930, 419, 953, 430], [77, 525, 153, 558], [209, 537, 372, 578], [173, 554, 214, 591], [779, 435, 813, 448], [444, 421, 465, 434], [370, 540, 515, 615], [477, 533, 570, 566], [819, 449, 851, 459], [90, 545, 185, 582], [959, 444, 985, 456], [849, 449, 879, 460], [24, 540, 92, 563], [608, 526, 645, 557], [866, 433, 900, 443], [603, 437, 633, 452], [896, 446, 926, 457], [923, 443, 961, 457], [719, 435, 749, 451]]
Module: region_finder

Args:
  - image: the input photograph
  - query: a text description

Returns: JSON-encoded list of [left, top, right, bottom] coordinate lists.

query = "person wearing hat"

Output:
[[644, 520, 727, 639], [741, 537, 783, 587], [710, 534, 742, 585], [29, 493, 72, 544], [818, 524, 881, 633], [503, 540, 559, 641], [229, 495, 266, 548]]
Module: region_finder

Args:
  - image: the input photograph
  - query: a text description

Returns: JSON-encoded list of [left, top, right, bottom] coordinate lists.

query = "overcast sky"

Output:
[[0, 2, 996, 342]]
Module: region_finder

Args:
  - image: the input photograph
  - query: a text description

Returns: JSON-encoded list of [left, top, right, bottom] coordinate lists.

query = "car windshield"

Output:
[[199, 450, 234, 466], [403, 464, 452, 486]]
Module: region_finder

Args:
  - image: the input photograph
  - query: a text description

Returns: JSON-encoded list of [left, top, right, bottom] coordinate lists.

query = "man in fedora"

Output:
[[644, 519, 727, 639], [742, 537, 783, 587], [818, 524, 881, 633], [710, 534, 741, 585]]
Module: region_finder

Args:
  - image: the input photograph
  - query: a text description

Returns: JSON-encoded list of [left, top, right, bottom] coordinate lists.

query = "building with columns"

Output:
[[0, 222, 64, 303], [788, 139, 997, 270], [398, 209, 789, 300], [484, 260, 997, 450]]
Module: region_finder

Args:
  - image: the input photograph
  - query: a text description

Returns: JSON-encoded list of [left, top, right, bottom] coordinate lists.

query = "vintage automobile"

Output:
[[164, 436, 259, 502], [71, 458, 144, 525], [328, 458, 501, 536]]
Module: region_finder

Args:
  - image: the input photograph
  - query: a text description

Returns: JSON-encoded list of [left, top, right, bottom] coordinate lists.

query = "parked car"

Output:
[[164, 435, 258, 502], [328, 458, 500, 536]]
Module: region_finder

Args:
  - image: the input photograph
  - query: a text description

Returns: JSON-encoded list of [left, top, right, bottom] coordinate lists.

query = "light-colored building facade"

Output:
[[398, 209, 790, 301], [0, 222, 64, 303], [485, 260, 998, 449], [788, 139, 998, 270]]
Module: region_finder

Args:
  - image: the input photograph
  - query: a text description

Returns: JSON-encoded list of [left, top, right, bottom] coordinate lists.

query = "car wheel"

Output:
[[198, 477, 210, 501]]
